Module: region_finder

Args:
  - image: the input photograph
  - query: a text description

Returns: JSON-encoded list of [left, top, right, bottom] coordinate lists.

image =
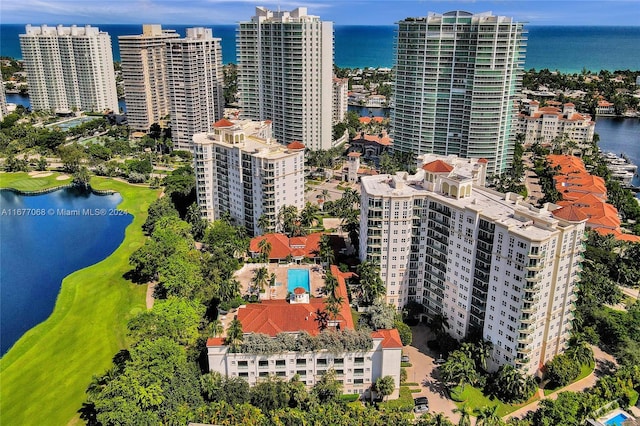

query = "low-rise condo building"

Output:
[[207, 266, 402, 398], [359, 154, 587, 375], [192, 119, 305, 235], [516, 101, 595, 149]]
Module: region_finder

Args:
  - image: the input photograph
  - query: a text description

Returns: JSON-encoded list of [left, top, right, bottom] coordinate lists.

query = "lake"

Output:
[[0, 187, 132, 355]]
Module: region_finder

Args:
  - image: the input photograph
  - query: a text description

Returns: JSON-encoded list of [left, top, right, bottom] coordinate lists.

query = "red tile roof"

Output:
[[371, 329, 403, 349], [213, 118, 234, 128], [359, 117, 371, 124], [206, 337, 225, 346], [348, 152, 362, 157], [356, 133, 393, 146], [422, 159, 454, 173], [287, 141, 305, 150], [249, 233, 323, 259], [552, 205, 588, 222], [477, 158, 488, 164]]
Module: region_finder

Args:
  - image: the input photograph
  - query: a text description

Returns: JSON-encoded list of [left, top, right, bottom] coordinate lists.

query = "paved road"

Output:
[[404, 325, 461, 423], [523, 153, 544, 204]]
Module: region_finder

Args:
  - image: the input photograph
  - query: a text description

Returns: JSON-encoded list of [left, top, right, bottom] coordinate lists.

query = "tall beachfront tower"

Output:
[[237, 7, 333, 150], [392, 11, 526, 174], [118, 25, 179, 131], [19, 25, 119, 113], [166, 27, 224, 151], [359, 154, 586, 375]]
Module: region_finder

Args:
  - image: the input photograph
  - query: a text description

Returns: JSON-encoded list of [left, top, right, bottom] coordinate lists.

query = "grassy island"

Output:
[[0, 174, 159, 425]]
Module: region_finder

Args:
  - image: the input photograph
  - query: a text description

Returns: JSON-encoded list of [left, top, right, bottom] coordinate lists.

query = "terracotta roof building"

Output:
[[348, 131, 393, 165], [516, 102, 595, 149], [206, 265, 403, 398], [249, 233, 323, 261], [547, 154, 639, 242]]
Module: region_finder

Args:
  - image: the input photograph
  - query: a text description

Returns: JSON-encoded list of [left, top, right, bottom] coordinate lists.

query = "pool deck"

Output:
[[594, 408, 635, 426], [234, 263, 328, 300]]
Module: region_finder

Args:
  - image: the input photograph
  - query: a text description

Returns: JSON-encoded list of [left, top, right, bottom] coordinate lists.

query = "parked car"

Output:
[[434, 357, 446, 365], [401, 355, 410, 363], [414, 397, 428, 407], [414, 404, 429, 413]]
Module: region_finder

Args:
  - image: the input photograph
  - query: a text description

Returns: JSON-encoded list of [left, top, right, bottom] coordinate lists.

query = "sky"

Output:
[[1, 0, 639, 26]]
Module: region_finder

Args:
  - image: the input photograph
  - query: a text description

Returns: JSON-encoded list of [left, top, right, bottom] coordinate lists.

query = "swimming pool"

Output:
[[288, 269, 310, 294], [605, 413, 631, 426]]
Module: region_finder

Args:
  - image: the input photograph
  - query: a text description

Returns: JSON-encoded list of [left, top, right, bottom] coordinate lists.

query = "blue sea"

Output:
[[0, 188, 132, 355], [1, 24, 639, 72]]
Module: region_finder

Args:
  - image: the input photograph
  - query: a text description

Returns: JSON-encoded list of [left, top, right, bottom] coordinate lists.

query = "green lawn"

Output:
[[543, 361, 595, 396], [450, 385, 539, 418], [379, 386, 419, 412], [0, 171, 72, 191], [0, 176, 159, 426]]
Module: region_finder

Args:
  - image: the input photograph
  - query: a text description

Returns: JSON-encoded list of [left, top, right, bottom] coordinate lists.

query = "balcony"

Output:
[[517, 336, 533, 345]]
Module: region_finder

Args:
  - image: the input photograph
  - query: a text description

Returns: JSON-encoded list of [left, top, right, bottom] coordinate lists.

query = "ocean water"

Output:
[[0, 188, 132, 355], [1, 24, 639, 72]]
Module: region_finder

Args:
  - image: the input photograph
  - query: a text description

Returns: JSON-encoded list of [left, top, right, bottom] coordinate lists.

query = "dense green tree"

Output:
[[374, 375, 395, 401], [142, 196, 180, 235], [127, 298, 203, 347], [311, 369, 342, 403], [72, 166, 91, 189], [394, 320, 412, 346], [544, 354, 581, 387], [58, 143, 86, 173], [250, 376, 291, 412]]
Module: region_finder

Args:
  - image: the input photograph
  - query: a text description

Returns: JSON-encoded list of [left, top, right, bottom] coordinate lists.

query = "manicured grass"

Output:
[[0, 171, 72, 191], [0, 176, 159, 426], [450, 385, 539, 418], [543, 361, 595, 396], [379, 386, 415, 412]]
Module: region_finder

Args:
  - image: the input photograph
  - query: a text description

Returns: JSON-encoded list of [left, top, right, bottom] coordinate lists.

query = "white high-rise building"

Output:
[[392, 11, 526, 174], [192, 119, 305, 235], [359, 154, 586, 375], [237, 7, 333, 150], [332, 77, 349, 124], [19, 24, 119, 113], [166, 27, 224, 151], [118, 25, 179, 131]]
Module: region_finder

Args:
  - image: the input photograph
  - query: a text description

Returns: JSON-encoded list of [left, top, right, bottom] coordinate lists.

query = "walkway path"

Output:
[[504, 346, 617, 421]]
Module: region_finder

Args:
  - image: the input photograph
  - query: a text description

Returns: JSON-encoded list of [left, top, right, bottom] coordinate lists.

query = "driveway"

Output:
[[404, 324, 461, 423]]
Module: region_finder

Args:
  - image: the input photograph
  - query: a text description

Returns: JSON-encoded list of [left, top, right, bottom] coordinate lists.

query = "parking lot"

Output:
[[403, 324, 461, 423]]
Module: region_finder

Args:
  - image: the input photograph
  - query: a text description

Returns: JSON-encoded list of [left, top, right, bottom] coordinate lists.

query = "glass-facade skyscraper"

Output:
[[392, 11, 526, 174]]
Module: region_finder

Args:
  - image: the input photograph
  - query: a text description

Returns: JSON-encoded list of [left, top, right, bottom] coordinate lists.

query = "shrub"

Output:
[[545, 353, 580, 387]]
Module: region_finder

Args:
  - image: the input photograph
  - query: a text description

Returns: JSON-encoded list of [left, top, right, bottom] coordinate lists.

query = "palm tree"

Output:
[[356, 261, 385, 305], [453, 404, 473, 426], [252, 266, 269, 296], [257, 213, 271, 233], [209, 319, 224, 337], [325, 295, 344, 321], [439, 350, 477, 391], [475, 405, 504, 426], [428, 313, 450, 338], [314, 308, 329, 331], [321, 189, 329, 202], [318, 234, 335, 266], [566, 340, 594, 366], [257, 238, 272, 263], [226, 316, 244, 349], [300, 202, 321, 229], [277, 205, 299, 236], [323, 272, 339, 297]]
